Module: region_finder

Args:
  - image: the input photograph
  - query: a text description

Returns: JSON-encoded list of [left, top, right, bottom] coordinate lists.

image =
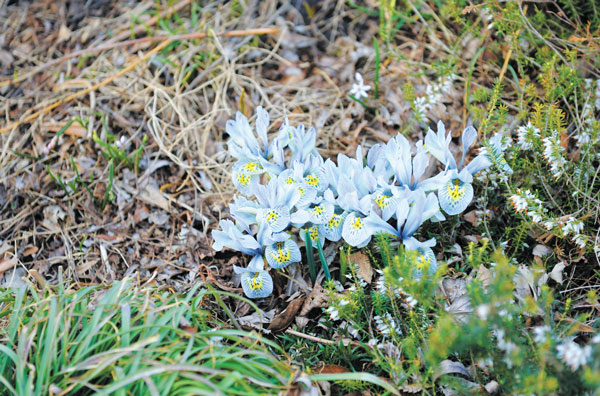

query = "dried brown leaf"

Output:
[[268, 296, 306, 332], [349, 252, 373, 284]]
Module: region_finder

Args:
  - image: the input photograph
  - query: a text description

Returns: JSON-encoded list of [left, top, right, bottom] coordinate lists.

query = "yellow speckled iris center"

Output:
[[447, 180, 464, 202], [271, 242, 291, 263], [248, 273, 263, 290]]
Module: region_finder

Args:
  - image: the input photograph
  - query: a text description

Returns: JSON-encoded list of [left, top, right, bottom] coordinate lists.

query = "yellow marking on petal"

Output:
[[237, 172, 251, 186], [266, 210, 279, 222], [376, 194, 390, 209], [304, 174, 320, 187], [447, 180, 465, 202], [285, 177, 296, 184], [242, 161, 263, 172], [312, 205, 324, 215], [352, 216, 363, 230], [327, 215, 341, 229], [271, 242, 291, 263], [309, 225, 319, 241], [248, 273, 263, 290]]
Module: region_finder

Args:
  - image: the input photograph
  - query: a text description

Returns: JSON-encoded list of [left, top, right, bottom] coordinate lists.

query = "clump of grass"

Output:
[[0, 278, 296, 395]]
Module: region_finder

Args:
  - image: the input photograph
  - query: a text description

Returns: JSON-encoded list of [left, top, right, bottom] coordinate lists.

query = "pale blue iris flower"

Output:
[[252, 179, 301, 232], [384, 135, 430, 190], [337, 181, 377, 247], [404, 237, 438, 277], [226, 107, 271, 161], [318, 189, 347, 242], [360, 190, 440, 274], [277, 118, 319, 163], [425, 122, 491, 215], [264, 232, 302, 269], [211, 220, 273, 298]]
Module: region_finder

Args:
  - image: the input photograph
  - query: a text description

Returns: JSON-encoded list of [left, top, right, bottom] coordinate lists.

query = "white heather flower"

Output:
[[495, 329, 517, 354], [591, 334, 600, 344], [573, 233, 588, 249], [509, 193, 528, 212], [542, 220, 555, 230], [325, 306, 340, 321], [413, 97, 430, 121], [533, 326, 550, 343], [516, 121, 540, 150], [496, 329, 517, 355], [350, 72, 371, 99], [413, 74, 455, 122], [562, 217, 584, 236], [476, 304, 490, 320], [527, 211, 542, 224], [574, 129, 591, 145], [343, 321, 361, 340], [116, 135, 127, 149], [374, 313, 401, 336], [542, 131, 567, 178], [404, 295, 418, 309], [339, 298, 350, 306], [556, 340, 592, 371]]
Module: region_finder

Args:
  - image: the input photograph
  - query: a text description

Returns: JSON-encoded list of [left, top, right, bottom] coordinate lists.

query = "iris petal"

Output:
[[320, 212, 346, 242], [414, 247, 437, 277], [295, 184, 318, 208], [438, 178, 473, 215], [265, 239, 301, 269], [240, 270, 273, 298], [232, 169, 260, 196], [307, 201, 334, 224], [342, 212, 372, 247], [301, 224, 323, 244], [257, 207, 290, 232], [374, 191, 399, 221]]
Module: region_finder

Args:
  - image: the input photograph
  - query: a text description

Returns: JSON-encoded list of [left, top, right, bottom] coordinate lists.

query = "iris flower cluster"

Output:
[[212, 107, 499, 298]]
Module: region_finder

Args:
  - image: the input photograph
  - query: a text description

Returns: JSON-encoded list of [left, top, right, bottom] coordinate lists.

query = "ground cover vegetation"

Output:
[[1, 0, 599, 394]]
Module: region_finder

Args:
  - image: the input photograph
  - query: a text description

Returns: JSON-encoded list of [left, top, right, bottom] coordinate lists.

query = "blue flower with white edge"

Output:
[[317, 189, 347, 242], [383, 135, 431, 190], [234, 255, 273, 299], [228, 195, 261, 226], [363, 189, 439, 241], [290, 154, 328, 192], [300, 223, 324, 245], [335, 146, 377, 197], [404, 237, 438, 277], [252, 179, 301, 232], [231, 160, 264, 196], [264, 232, 302, 269], [278, 170, 318, 209], [212, 220, 274, 299], [277, 118, 319, 163], [226, 106, 271, 161], [424, 124, 491, 215], [292, 197, 334, 225], [373, 186, 405, 221], [438, 169, 474, 215], [211, 219, 262, 255], [320, 211, 347, 242], [424, 121, 455, 168]]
